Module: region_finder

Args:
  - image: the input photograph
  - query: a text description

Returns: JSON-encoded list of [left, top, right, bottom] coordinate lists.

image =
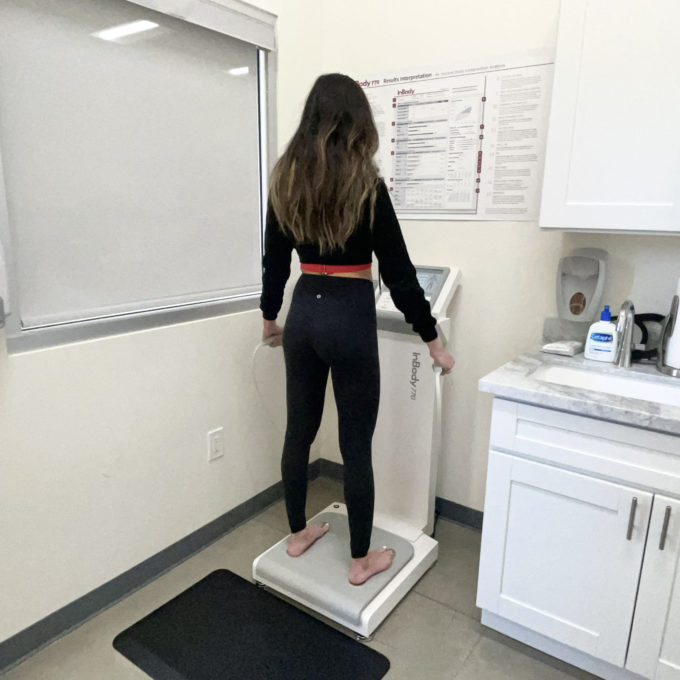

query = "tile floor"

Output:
[[4, 478, 599, 680]]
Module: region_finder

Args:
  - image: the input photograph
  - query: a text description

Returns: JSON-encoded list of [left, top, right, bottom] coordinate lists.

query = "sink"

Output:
[[532, 364, 680, 407]]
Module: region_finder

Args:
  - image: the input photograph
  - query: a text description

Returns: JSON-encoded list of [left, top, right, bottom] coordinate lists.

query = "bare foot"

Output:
[[348, 548, 395, 585], [286, 522, 330, 557]]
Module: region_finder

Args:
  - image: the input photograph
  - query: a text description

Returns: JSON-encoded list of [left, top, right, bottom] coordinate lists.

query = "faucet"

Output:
[[615, 300, 635, 368]]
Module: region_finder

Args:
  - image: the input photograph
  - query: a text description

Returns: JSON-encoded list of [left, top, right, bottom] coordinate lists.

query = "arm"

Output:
[[260, 203, 292, 345], [372, 181, 437, 341], [372, 182, 455, 373]]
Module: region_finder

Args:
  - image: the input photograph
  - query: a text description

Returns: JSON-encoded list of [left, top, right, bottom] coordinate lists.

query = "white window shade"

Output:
[[0, 0, 264, 329]]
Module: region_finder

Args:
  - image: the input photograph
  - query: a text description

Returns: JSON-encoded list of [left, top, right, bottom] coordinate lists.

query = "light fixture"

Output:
[[227, 67, 250, 76], [92, 20, 160, 42]]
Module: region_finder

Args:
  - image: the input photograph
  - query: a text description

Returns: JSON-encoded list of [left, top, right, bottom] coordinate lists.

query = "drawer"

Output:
[[489, 399, 680, 495]]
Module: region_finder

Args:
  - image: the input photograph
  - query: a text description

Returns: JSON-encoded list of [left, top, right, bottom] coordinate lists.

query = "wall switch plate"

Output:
[[207, 427, 225, 462]]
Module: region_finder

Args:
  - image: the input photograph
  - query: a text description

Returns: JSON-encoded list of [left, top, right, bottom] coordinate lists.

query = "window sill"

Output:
[[5, 294, 261, 354]]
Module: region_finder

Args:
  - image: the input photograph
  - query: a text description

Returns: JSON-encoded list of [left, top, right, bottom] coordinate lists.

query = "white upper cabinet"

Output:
[[540, 0, 680, 232]]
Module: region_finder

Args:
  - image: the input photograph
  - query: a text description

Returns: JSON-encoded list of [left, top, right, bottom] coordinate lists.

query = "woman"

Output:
[[260, 73, 455, 586]]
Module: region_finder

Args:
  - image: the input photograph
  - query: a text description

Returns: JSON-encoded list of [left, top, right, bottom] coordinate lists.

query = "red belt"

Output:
[[300, 263, 371, 275]]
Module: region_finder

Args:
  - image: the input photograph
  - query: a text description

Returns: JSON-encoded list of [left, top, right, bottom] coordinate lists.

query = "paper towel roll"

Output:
[[665, 279, 680, 369]]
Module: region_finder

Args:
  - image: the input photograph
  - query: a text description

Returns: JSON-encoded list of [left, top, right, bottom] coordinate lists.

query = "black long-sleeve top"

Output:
[[260, 180, 438, 342]]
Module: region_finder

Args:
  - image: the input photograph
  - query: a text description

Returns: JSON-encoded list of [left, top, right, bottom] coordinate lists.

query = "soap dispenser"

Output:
[[556, 248, 607, 321], [584, 305, 618, 362]]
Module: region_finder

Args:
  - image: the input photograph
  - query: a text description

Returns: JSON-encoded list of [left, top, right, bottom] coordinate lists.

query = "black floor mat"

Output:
[[113, 569, 390, 680]]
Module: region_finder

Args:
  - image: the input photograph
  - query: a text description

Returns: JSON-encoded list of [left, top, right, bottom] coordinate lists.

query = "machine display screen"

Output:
[[376, 265, 453, 330], [416, 272, 440, 298], [415, 267, 447, 303]]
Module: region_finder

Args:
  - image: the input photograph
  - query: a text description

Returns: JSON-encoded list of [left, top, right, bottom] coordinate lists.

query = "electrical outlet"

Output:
[[207, 427, 225, 462]]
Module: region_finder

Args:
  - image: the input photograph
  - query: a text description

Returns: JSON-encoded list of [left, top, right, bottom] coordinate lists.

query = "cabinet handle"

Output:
[[659, 506, 671, 551], [626, 497, 638, 540]]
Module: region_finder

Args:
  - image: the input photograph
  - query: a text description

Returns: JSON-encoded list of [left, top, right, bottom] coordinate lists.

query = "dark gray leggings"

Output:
[[281, 274, 380, 558]]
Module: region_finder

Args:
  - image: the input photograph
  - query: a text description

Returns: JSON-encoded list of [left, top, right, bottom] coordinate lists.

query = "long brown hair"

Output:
[[269, 73, 380, 253]]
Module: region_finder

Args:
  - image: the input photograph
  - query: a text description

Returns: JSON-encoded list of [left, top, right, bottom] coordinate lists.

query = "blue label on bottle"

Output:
[[591, 332, 613, 343]]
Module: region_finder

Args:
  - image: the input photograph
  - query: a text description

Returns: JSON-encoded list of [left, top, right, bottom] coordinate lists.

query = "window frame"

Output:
[[0, 0, 277, 353]]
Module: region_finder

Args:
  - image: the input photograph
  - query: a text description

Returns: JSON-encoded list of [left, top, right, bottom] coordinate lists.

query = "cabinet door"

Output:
[[540, 0, 680, 232], [627, 495, 680, 679], [477, 451, 652, 667]]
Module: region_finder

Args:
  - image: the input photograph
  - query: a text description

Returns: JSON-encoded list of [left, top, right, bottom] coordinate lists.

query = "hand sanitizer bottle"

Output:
[[584, 305, 618, 362]]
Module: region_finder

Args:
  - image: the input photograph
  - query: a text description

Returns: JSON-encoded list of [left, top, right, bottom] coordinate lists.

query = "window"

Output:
[[0, 0, 276, 351]]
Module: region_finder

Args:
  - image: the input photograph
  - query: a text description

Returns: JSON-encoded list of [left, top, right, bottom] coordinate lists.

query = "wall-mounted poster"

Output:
[[358, 52, 554, 220]]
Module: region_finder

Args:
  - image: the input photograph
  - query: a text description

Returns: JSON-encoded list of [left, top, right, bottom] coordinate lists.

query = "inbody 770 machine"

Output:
[[253, 265, 461, 638]]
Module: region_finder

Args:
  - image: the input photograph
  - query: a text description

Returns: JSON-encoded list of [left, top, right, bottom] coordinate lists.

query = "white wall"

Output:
[[0, 313, 289, 641], [564, 232, 680, 314]]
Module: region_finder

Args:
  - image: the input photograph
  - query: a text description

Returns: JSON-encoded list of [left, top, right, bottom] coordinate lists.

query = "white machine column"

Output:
[[373, 265, 459, 535], [372, 331, 439, 534]]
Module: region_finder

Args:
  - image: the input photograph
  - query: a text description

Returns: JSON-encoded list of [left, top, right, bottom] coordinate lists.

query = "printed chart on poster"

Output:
[[358, 53, 554, 220]]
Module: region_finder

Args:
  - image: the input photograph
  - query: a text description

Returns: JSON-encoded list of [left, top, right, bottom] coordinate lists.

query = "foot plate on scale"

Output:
[[253, 504, 438, 637]]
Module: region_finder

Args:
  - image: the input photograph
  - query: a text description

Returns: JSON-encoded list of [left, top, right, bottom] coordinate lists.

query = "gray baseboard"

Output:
[[0, 458, 480, 673], [317, 457, 344, 482], [316, 458, 483, 530], [435, 497, 483, 531]]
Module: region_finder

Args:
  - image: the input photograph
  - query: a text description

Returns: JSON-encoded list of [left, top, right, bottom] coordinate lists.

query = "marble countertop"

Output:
[[479, 351, 680, 437]]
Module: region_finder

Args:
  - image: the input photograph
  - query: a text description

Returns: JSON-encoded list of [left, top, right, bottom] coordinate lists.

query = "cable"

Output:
[[251, 338, 286, 435]]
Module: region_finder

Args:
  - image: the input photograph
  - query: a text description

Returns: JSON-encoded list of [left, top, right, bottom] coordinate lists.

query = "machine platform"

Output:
[[253, 503, 438, 637]]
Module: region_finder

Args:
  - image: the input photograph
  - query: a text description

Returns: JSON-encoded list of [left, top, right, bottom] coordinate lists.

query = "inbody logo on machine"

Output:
[[410, 352, 421, 400]]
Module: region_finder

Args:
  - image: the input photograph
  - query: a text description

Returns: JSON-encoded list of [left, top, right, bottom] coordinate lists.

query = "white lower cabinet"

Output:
[[626, 495, 680, 679], [477, 400, 680, 679], [477, 451, 652, 667]]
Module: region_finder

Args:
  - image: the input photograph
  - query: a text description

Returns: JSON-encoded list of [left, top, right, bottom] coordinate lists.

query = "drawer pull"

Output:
[[626, 497, 638, 540], [659, 506, 671, 551]]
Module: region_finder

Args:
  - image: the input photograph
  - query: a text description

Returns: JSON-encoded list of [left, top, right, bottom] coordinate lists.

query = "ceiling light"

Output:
[[92, 20, 160, 42]]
